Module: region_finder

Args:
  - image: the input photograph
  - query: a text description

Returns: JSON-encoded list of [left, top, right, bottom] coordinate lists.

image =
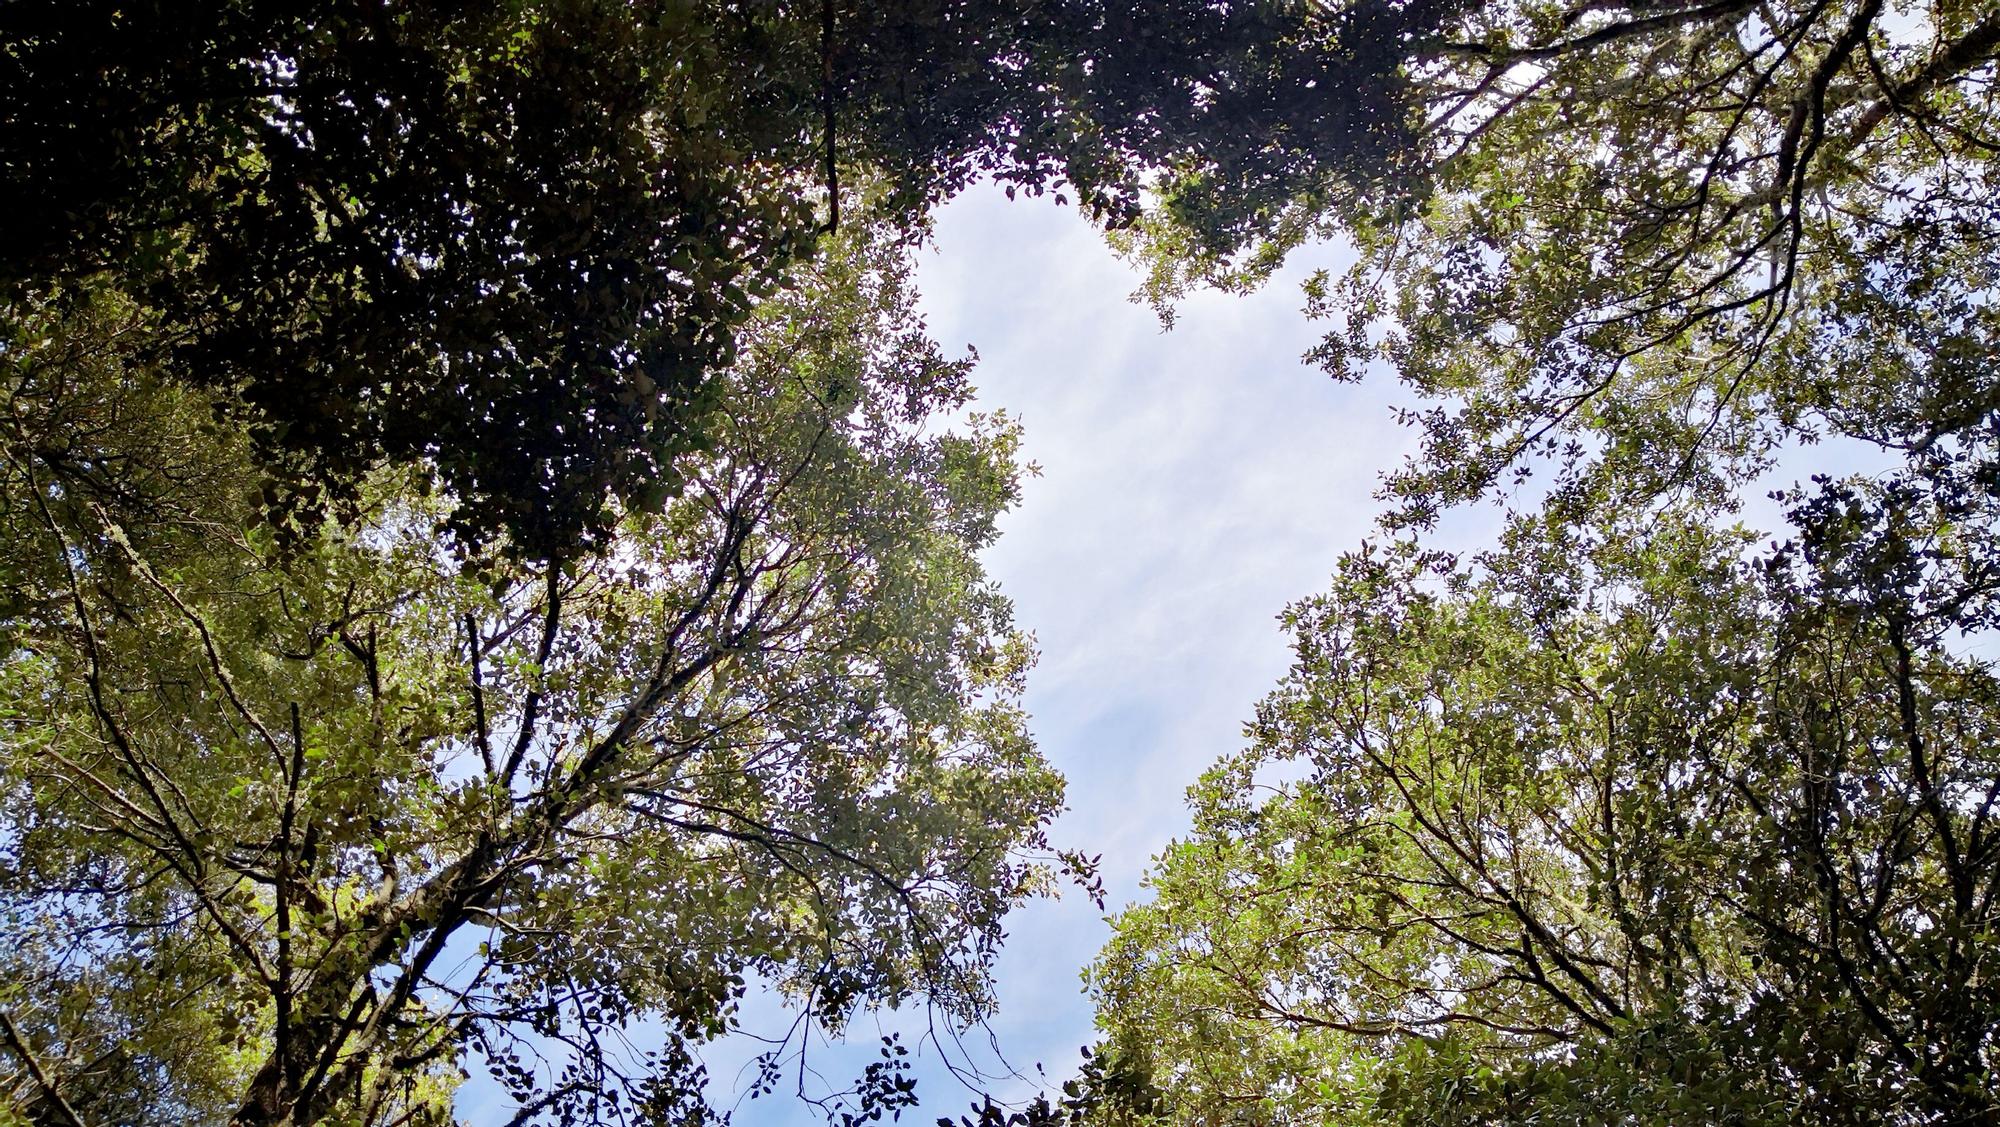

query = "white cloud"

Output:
[[839, 186, 1425, 1119]]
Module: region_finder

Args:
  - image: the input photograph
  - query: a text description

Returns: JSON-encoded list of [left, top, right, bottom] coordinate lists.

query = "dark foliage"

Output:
[[1, 0, 1444, 557]]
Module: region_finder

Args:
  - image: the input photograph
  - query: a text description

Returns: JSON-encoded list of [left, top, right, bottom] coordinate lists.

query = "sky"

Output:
[[701, 185, 1470, 1125], [691, 181, 1945, 1127], [454, 182, 1441, 1123], [455, 178, 1911, 1126]]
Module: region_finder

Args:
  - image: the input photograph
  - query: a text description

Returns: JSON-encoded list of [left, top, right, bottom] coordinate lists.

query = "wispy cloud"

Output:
[[872, 186, 1421, 1117]]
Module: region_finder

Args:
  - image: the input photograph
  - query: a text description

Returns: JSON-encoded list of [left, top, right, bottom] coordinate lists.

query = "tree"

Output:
[[1092, 506, 2000, 1124], [1127, 0, 2000, 527], [1089, 1, 2000, 1121], [1089, 0, 2000, 1116], [0, 0, 1442, 557], [0, 225, 1072, 1127]]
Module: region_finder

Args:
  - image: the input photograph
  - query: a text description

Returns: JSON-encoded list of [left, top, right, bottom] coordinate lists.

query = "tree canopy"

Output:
[[1, 0, 1443, 557], [1132, 0, 2000, 525], [0, 225, 1073, 1127], [8, 1, 2000, 1123], [1093, 0, 2000, 1121], [1094, 506, 2000, 1124]]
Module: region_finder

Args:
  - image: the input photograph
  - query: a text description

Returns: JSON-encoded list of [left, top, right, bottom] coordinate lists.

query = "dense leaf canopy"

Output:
[[8, 1, 2000, 1123], [0, 227, 1067, 1127], [1098, 2, 2000, 1117], [1095, 509, 2000, 1124], [1, 0, 1441, 556]]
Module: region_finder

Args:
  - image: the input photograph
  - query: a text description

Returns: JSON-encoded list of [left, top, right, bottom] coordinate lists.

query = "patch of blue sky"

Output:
[[453, 176, 1499, 1123], [747, 184, 1446, 1123], [463, 175, 1926, 1123]]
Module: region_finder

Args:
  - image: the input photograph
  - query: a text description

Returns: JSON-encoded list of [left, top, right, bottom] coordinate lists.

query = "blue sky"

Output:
[[899, 186, 1403, 1118], [458, 169, 1958, 1127], [458, 183, 1475, 1125], [454, 178, 1913, 1126], [705, 185, 1451, 1125]]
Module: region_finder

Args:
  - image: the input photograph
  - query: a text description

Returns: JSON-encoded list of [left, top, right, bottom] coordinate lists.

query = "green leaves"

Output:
[[1095, 509, 2000, 1124], [2, 0, 1447, 559], [0, 227, 1065, 1127], [1124, 0, 2000, 537], [1094, 10, 2000, 1114]]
